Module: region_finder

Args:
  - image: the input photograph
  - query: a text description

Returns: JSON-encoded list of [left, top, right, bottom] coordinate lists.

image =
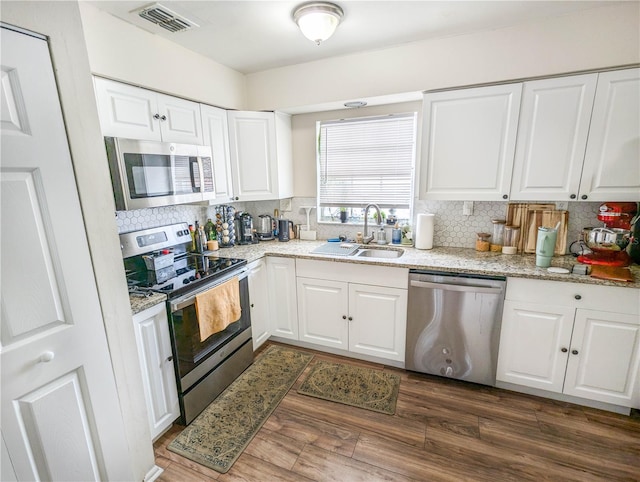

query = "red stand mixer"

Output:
[[577, 202, 637, 267]]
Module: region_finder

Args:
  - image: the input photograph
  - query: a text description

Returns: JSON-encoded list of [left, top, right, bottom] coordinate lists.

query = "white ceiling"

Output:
[[88, 1, 619, 75]]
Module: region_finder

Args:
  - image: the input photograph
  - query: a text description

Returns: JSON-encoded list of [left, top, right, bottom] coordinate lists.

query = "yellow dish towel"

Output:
[[196, 277, 241, 341]]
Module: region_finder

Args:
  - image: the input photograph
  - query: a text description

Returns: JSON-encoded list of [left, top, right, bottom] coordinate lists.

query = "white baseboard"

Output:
[[143, 464, 164, 482]]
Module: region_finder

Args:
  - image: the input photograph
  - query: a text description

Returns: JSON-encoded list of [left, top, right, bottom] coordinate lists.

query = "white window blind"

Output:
[[317, 113, 416, 208]]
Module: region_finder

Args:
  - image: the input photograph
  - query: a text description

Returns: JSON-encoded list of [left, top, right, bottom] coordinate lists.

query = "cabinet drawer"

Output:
[[506, 277, 639, 316], [296, 259, 408, 289]]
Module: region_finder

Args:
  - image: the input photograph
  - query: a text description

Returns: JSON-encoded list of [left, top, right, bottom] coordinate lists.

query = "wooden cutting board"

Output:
[[506, 203, 555, 253], [590, 265, 634, 282], [523, 210, 569, 255]]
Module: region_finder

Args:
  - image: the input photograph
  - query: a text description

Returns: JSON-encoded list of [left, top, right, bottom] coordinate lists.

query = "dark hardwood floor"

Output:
[[154, 342, 640, 481]]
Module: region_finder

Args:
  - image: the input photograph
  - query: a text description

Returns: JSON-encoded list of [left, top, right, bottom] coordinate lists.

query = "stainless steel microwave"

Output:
[[105, 137, 215, 211]]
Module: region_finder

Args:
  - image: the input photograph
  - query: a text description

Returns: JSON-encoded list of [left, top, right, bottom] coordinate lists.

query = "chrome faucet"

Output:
[[363, 203, 382, 244]]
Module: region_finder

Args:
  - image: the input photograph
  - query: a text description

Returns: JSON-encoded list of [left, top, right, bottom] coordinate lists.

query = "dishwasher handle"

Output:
[[410, 279, 504, 295]]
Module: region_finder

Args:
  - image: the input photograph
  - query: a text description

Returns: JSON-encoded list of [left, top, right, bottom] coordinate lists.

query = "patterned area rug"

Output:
[[297, 361, 400, 415], [168, 345, 313, 473]]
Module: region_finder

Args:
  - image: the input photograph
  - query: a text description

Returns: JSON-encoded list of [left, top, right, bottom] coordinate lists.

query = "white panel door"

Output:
[[496, 301, 575, 393], [1, 27, 131, 481], [580, 68, 640, 201], [510, 74, 597, 201], [297, 277, 348, 350], [420, 83, 522, 201], [94, 76, 160, 140], [201, 104, 234, 202], [247, 260, 271, 350], [348, 284, 407, 362], [156, 92, 203, 145], [564, 310, 640, 407], [132, 303, 179, 440], [267, 257, 299, 340], [227, 111, 278, 201]]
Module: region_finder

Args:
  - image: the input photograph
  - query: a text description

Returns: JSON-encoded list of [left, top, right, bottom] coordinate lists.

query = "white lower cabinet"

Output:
[[496, 278, 640, 409], [132, 303, 179, 440], [297, 277, 349, 350], [267, 257, 299, 340], [247, 259, 270, 350], [296, 260, 408, 363]]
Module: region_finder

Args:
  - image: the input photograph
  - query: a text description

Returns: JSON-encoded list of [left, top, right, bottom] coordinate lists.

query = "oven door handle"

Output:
[[170, 268, 247, 312]]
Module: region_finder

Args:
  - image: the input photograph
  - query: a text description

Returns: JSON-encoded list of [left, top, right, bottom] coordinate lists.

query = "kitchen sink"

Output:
[[355, 248, 404, 259]]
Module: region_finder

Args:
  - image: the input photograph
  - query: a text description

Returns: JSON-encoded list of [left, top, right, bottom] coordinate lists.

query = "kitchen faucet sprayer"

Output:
[[363, 203, 382, 244]]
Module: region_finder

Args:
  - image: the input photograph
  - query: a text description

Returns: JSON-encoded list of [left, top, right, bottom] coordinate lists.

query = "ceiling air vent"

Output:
[[136, 3, 198, 33]]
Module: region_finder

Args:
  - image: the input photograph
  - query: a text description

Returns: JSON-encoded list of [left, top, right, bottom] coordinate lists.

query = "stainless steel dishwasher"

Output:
[[406, 270, 506, 386]]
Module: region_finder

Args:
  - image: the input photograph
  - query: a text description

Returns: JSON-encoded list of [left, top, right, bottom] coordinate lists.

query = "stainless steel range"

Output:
[[120, 223, 253, 425]]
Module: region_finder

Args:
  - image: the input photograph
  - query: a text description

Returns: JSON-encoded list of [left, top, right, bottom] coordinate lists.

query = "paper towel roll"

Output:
[[415, 213, 435, 250]]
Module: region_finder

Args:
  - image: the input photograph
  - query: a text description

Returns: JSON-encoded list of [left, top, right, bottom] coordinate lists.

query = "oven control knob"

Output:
[[183, 278, 190, 284], [189, 276, 196, 281]]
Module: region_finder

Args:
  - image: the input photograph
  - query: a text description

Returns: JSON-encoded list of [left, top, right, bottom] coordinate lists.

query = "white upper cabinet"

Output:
[[227, 111, 293, 202], [579, 68, 640, 201], [94, 77, 203, 145], [201, 104, 234, 202], [510, 74, 597, 201], [419, 83, 522, 201]]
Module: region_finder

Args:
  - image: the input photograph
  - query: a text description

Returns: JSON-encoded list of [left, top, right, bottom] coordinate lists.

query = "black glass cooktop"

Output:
[[126, 254, 246, 298]]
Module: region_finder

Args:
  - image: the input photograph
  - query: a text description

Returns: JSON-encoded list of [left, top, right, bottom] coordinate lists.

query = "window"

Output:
[[317, 113, 416, 224]]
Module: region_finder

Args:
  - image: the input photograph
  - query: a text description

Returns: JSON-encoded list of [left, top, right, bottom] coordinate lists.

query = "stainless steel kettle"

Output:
[[256, 214, 274, 240]]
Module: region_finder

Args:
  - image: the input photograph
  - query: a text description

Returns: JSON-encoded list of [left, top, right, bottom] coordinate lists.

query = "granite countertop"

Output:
[[129, 291, 167, 315], [127, 240, 639, 313], [216, 239, 640, 289]]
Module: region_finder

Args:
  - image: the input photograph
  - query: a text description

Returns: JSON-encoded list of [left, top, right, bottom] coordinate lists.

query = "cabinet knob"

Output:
[[502, 194, 508, 200], [235, 196, 239, 201], [38, 351, 55, 363], [251, 303, 254, 308], [348, 316, 353, 321], [153, 113, 160, 120], [581, 194, 588, 200], [570, 194, 576, 199], [160, 115, 167, 121], [571, 349, 579, 355], [167, 355, 173, 362], [574, 294, 581, 300], [342, 315, 347, 319], [561, 347, 568, 353]]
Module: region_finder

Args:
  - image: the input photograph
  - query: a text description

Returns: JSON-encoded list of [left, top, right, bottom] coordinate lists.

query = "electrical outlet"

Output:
[[280, 198, 292, 212], [556, 201, 568, 210], [463, 201, 474, 216]]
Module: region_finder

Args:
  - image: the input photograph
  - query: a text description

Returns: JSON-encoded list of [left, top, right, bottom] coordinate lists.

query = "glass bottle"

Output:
[[491, 219, 506, 252], [205, 218, 216, 240]]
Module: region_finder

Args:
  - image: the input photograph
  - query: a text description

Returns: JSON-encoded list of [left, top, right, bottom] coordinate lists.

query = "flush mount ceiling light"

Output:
[[293, 2, 344, 45], [344, 101, 367, 108]]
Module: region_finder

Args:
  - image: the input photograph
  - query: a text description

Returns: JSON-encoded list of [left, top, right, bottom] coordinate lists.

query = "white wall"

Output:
[[1, 3, 155, 481], [246, 2, 640, 112], [78, 2, 246, 109]]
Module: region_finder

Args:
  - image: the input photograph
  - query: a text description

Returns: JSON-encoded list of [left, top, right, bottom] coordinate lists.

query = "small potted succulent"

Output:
[[339, 207, 348, 223]]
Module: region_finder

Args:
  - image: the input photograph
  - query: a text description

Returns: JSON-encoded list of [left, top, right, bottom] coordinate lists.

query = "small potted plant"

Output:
[[339, 207, 348, 223]]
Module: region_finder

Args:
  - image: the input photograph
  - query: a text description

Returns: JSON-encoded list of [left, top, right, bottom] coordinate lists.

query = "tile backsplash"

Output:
[[116, 197, 605, 253]]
